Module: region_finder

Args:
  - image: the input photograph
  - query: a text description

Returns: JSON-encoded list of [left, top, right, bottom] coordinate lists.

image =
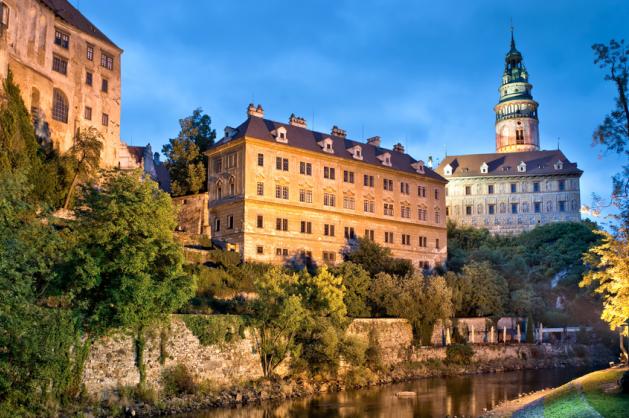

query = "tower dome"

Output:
[[494, 30, 540, 153]]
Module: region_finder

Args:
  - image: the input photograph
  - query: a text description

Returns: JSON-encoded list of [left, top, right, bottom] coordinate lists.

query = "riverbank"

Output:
[[482, 366, 629, 418], [77, 344, 613, 417]]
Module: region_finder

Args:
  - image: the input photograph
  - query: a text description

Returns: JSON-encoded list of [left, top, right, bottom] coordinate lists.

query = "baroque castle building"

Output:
[[0, 0, 142, 169], [206, 105, 448, 269], [437, 33, 582, 234]]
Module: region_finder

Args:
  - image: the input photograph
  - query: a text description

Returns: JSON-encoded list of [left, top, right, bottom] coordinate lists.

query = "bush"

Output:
[[343, 366, 377, 387], [573, 344, 588, 358], [445, 343, 474, 365], [339, 335, 368, 367], [162, 364, 197, 396], [181, 314, 246, 346]]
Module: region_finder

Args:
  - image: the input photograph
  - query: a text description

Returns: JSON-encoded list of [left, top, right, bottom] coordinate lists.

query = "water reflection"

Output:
[[176, 368, 592, 418]]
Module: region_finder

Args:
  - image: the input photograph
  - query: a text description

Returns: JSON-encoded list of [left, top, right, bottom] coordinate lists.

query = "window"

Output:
[[84, 106, 92, 120], [436, 238, 440, 250], [101, 51, 114, 70], [363, 200, 375, 213], [214, 218, 221, 232], [465, 205, 472, 216], [324, 193, 336, 207], [516, 129, 524, 144], [257, 153, 264, 167], [363, 175, 374, 187], [300, 221, 312, 234], [257, 215, 263, 228], [402, 234, 411, 246], [257, 246, 264, 255], [214, 157, 223, 173], [344, 227, 356, 240], [276, 218, 288, 231], [226, 153, 236, 169], [229, 179, 235, 195], [52, 55, 68, 75], [434, 189, 439, 200], [534, 202, 541, 213], [418, 236, 427, 247], [54, 30, 69, 49], [465, 185, 472, 195], [401, 205, 411, 218], [276, 248, 289, 257], [511, 203, 518, 214], [418, 207, 427, 221], [275, 185, 289, 200], [217, 185, 222, 200], [364, 229, 374, 240], [343, 196, 355, 210], [488, 204, 495, 215], [299, 161, 312, 175], [322, 251, 336, 264], [256, 182, 264, 196], [559, 201, 566, 212], [383, 178, 393, 191], [101, 78, 109, 93], [343, 170, 355, 183], [384, 231, 394, 244], [435, 208, 441, 224], [227, 215, 234, 229], [510, 183, 517, 193], [419, 261, 430, 270], [1, 3, 10, 28], [324, 166, 336, 179], [488, 184, 494, 194], [400, 182, 410, 194], [418, 185, 426, 197], [324, 224, 335, 237], [299, 189, 312, 203], [86, 44, 94, 61], [52, 89, 68, 123], [558, 180, 565, 191], [102, 113, 109, 126], [86, 71, 93, 86], [384, 203, 394, 216], [533, 182, 540, 192]]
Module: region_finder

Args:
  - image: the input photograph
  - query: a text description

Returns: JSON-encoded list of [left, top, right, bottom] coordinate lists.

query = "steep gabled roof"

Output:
[[436, 150, 582, 178], [213, 116, 447, 183], [39, 0, 119, 49]]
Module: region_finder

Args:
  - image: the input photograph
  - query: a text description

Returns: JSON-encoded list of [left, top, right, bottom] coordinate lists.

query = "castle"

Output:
[[436, 32, 582, 234]]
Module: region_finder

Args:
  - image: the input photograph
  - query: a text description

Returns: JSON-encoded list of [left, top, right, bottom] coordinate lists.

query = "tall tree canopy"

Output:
[[63, 127, 103, 209], [162, 108, 216, 196]]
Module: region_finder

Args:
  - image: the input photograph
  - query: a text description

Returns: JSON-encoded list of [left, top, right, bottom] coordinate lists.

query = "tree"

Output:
[[330, 262, 371, 317], [63, 127, 103, 209], [162, 108, 216, 196], [580, 230, 629, 333], [344, 237, 414, 278], [455, 261, 508, 317], [61, 171, 194, 382]]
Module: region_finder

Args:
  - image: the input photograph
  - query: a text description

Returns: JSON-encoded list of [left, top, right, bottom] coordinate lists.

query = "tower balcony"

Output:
[[496, 109, 537, 122]]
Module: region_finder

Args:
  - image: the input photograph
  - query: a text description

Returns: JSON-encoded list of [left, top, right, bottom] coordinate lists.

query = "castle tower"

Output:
[[494, 30, 540, 153]]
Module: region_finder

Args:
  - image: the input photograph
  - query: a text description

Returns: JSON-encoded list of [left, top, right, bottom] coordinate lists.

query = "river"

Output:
[[173, 367, 594, 418]]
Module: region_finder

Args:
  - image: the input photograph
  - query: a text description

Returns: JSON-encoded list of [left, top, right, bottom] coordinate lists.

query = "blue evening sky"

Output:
[[73, 0, 627, 215]]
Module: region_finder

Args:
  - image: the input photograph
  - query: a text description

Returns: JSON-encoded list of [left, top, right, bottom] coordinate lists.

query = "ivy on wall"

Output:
[[180, 315, 246, 346]]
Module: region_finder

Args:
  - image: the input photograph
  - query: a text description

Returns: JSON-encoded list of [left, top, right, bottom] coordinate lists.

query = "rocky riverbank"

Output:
[[77, 343, 613, 417]]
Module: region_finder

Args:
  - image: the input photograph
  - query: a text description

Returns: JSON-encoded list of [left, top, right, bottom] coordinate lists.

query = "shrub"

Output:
[[445, 343, 474, 365], [339, 335, 368, 367], [181, 314, 246, 346], [365, 330, 384, 371], [343, 366, 377, 387], [573, 344, 588, 358], [162, 364, 197, 396]]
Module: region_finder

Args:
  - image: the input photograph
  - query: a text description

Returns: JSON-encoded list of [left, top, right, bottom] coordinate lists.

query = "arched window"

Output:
[[52, 89, 68, 123], [229, 177, 235, 195]]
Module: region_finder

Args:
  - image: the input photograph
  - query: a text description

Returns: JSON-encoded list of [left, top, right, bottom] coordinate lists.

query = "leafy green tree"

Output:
[[455, 261, 508, 317], [63, 127, 103, 209], [61, 171, 194, 382], [330, 262, 371, 317], [162, 108, 216, 196], [344, 237, 414, 278], [299, 266, 347, 325]]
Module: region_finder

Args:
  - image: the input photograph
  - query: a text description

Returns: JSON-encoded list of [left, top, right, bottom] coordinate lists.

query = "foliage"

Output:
[[526, 314, 535, 343], [330, 262, 371, 317], [580, 230, 629, 332], [162, 364, 197, 396], [339, 335, 368, 367], [453, 261, 508, 317], [344, 237, 414, 278], [62, 127, 103, 209], [445, 343, 474, 365], [181, 314, 245, 346], [162, 108, 216, 196], [371, 273, 453, 344]]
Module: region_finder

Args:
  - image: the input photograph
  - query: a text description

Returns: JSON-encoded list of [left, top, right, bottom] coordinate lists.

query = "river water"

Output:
[[174, 367, 592, 418]]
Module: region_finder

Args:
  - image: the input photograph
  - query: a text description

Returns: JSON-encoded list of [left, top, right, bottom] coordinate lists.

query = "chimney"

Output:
[[366, 136, 381, 147], [289, 113, 307, 128], [331, 125, 347, 138], [247, 103, 264, 118], [393, 142, 405, 153]]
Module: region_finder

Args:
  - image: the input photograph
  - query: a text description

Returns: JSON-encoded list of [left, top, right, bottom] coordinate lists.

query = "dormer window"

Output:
[[444, 164, 452, 176], [480, 162, 488, 174], [318, 137, 334, 154], [517, 161, 527, 172], [554, 160, 563, 170], [377, 152, 392, 167], [274, 126, 288, 143], [411, 161, 425, 174], [347, 145, 363, 160]]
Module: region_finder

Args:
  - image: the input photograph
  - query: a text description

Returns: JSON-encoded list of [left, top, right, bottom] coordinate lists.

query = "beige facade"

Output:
[[0, 0, 128, 168], [206, 106, 447, 270]]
